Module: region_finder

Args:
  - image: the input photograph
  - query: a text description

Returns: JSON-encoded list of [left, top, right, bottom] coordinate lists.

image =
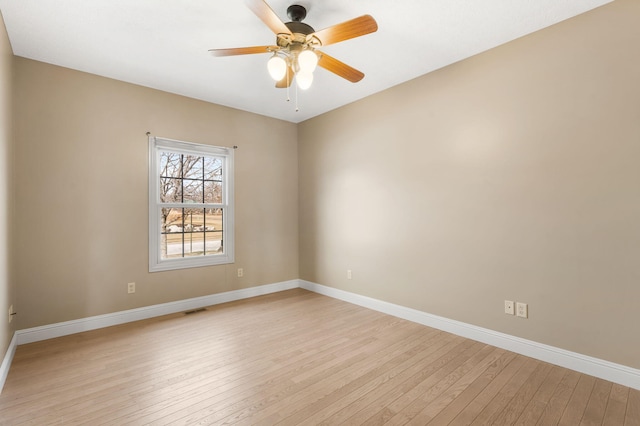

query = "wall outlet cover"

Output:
[[504, 300, 514, 315], [516, 302, 528, 318]]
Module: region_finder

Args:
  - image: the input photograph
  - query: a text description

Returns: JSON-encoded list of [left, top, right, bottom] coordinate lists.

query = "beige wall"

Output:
[[299, 0, 640, 369], [0, 11, 13, 356], [13, 59, 299, 329]]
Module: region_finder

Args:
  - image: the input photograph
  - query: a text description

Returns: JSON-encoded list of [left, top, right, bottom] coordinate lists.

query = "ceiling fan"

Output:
[[209, 0, 378, 90]]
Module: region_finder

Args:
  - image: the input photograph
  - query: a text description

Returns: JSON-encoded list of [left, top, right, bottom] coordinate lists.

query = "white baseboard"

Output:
[[299, 280, 640, 391], [0, 332, 17, 394], [16, 280, 299, 345]]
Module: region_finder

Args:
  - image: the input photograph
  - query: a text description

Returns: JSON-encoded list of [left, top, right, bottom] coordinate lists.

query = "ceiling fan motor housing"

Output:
[[284, 5, 315, 36], [279, 5, 315, 48]]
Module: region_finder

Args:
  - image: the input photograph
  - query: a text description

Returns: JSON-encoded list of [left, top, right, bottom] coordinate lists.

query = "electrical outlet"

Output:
[[8, 304, 13, 324], [516, 302, 528, 318], [237, 268, 243, 278], [128, 282, 136, 294], [504, 300, 514, 315], [347, 269, 352, 280]]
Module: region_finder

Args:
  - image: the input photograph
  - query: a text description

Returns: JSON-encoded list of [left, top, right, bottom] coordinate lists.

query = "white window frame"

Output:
[[148, 136, 234, 272]]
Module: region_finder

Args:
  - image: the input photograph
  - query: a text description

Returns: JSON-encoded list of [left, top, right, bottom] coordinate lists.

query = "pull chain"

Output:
[[286, 65, 291, 103]]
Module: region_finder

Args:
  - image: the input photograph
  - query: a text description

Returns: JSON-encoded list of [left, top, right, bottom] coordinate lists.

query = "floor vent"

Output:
[[184, 308, 207, 315]]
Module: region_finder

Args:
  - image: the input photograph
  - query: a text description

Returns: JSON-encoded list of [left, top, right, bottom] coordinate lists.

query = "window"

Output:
[[149, 136, 234, 272]]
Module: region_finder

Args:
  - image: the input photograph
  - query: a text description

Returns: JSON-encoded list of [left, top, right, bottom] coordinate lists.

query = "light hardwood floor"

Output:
[[0, 289, 638, 425]]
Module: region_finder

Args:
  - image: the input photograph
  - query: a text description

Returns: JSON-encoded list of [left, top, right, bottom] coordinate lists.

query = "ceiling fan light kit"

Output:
[[267, 45, 318, 90], [210, 0, 378, 106]]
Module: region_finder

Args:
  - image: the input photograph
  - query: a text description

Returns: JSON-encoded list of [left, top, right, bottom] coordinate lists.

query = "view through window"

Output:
[[149, 136, 234, 271]]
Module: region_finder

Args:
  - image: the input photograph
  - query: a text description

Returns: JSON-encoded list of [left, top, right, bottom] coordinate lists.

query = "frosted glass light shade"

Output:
[[267, 55, 287, 81], [298, 50, 318, 72], [296, 70, 313, 90]]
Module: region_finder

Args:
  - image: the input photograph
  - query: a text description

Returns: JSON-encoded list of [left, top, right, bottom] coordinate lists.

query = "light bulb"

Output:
[[296, 70, 313, 90], [298, 49, 318, 72], [267, 55, 287, 81]]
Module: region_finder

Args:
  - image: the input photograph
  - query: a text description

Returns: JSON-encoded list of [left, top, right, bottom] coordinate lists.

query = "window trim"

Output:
[[148, 135, 234, 272]]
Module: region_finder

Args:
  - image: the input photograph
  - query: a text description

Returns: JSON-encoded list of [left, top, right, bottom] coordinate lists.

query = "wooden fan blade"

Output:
[[209, 46, 276, 57], [312, 15, 378, 47], [244, 0, 291, 36], [275, 66, 294, 88], [317, 52, 364, 83]]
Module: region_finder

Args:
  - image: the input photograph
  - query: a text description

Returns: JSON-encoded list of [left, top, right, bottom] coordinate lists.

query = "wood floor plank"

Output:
[[536, 369, 581, 425], [469, 357, 541, 425], [602, 383, 629, 425], [514, 364, 566, 425], [626, 388, 640, 426], [0, 288, 636, 426], [407, 347, 509, 424], [449, 353, 529, 425], [558, 374, 597, 425], [424, 351, 517, 425], [581, 378, 612, 425], [491, 362, 553, 425]]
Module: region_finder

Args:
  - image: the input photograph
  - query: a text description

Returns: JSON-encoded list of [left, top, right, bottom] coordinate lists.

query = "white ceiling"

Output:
[[0, 0, 612, 123]]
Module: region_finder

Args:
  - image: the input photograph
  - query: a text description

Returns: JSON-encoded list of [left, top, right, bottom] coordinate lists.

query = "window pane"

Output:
[[161, 208, 183, 233], [161, 233, 183, 259], [183, 232, 205, 257], [204, 181, 222, 204], [160, 178, 182, 202], [205, 208, 223, 233], [205, 209, 223, 254], [205, 231, 223, 255], [161, 208, 183, 259], [182, 178, 203, 203], [183, 155, 203, 179], [160, 152, 181, 178], [184, 208, 204, 232], [204, 157, 223, 180]]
